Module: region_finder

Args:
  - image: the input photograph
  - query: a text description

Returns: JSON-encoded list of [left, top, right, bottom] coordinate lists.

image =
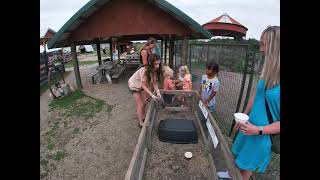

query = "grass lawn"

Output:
[[48, 90, 110, 119], [40, 71, 72, 95], [64, 60, 98, 68], [41, 90, 111, 178]]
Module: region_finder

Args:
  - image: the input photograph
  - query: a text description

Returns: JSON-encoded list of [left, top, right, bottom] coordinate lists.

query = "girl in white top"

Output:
[[128, 53, 163, 127]]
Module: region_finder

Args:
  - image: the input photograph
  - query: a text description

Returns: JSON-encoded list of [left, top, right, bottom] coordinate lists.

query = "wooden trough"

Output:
[[125, 90, 242, 180]]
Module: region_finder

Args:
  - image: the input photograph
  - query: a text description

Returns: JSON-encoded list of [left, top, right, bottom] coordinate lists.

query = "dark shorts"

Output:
[[128, 87, 143, 95]]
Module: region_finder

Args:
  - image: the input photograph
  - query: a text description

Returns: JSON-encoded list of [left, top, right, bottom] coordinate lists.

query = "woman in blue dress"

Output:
[[231, 26, 280, 180]]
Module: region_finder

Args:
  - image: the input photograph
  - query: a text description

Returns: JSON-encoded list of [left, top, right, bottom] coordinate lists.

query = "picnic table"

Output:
[[97, 61, 115, 84], [121, 55, 140, 65], [89, 60, 125, 84]]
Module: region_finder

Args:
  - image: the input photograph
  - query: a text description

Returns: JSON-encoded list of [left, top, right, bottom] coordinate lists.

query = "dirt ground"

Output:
[[40, 64, 141, 179], [144, 109, 213, 180], [40, 59, 257, 179]]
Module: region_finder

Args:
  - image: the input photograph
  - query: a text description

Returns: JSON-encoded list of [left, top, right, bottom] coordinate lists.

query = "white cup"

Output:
[[184, 152, 192, 159], [234, 113, 249, 124]]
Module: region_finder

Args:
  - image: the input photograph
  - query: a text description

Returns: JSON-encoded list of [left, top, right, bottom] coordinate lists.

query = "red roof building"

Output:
[[202, 13, 248, 39]]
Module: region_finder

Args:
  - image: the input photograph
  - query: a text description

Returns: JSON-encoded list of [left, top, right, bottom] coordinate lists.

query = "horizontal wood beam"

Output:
[[160, 89, 195, 96]]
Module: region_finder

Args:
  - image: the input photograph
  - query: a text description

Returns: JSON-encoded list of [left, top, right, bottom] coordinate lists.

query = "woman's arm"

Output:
[[152, 75, 161, 97], [234, 87, 256, 131], [243, 87, 257, 114], [262, 121, 280, 134], [240, 121, 280, 135], [141, 82, 153, 97]]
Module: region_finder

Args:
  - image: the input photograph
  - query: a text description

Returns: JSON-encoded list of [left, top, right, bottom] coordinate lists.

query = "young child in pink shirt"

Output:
[[177, 65, 192, 106], [163, 66, 175, 104], [163, 66, 175, 91]]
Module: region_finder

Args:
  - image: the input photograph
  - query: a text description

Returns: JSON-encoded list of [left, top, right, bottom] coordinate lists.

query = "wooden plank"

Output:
[[205, 135, 214, 154], [208, 154, 218, 180], [193, 95, 241, 179], [111, 66, 125, 79], [160, 89, 195, 96], [196, 96, 242, 180], [71, 44, 83, 89], [194, 110, 208, 147], [146, 109, 156, 150], [137, 148, 148, 180], [164, 107, 191, 112], [125, 100, 155, 180], [124, 124, 147, 180]]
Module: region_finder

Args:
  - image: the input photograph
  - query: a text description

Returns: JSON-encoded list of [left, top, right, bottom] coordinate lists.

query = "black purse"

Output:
[[265, 88, 280, 154]]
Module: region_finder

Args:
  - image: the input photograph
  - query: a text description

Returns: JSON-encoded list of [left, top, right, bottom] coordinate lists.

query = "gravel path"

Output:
[[41, 65, 142, 179]]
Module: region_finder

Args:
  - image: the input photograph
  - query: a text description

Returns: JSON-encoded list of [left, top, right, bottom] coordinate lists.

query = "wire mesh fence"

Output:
[[174, 41, 279, 180]]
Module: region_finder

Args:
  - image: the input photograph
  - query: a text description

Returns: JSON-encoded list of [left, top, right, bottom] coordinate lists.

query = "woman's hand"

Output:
[[151, 94, 160, 101], [239, 122, 259, 135], [156, 89, 161, 98]]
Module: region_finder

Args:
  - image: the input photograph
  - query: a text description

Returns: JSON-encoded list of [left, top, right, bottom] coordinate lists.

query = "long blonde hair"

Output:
[[179, 65, 190, 75], [260, 26, 280, 88], [163, 65, 174, 79]]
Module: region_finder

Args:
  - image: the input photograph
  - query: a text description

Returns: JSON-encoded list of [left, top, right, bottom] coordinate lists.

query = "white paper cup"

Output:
[[184, 152, 192, 159], [234, 113, 249, 124]]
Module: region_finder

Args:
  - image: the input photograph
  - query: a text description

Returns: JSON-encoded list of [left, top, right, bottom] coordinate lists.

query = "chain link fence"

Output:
[[174, 41, 279, 180]]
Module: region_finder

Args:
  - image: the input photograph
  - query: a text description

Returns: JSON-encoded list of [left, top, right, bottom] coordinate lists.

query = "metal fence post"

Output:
[[242, 51, 255, 112], [228, 47, 249, 137]]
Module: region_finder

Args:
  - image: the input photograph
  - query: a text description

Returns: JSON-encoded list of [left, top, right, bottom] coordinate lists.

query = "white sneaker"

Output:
[[217, 171, 232, 179]]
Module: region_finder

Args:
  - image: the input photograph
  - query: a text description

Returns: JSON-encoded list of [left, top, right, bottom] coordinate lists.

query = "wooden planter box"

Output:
[[125, 90, 242, 180]]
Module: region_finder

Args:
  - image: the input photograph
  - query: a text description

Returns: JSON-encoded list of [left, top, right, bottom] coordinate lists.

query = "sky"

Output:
[[40, 0, 279, 40]]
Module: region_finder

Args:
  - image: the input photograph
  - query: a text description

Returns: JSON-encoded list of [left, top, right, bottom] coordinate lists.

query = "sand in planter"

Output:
[[143, 109, 213, 180]]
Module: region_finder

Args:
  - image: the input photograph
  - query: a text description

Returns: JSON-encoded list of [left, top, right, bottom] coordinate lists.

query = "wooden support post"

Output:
[[161, 39, 163, 59], [96, 41, 102, 65], [43, 50, 49, 75], [117, 42, 121, 60], [207, 43, 210, 61], [169, 37, 174, 68], [109, 39, 113, 61], [71, 44, 83, 89], [189, 44, 192, 74], [164, 38, 168, 65], [182, 37, 189, 65]]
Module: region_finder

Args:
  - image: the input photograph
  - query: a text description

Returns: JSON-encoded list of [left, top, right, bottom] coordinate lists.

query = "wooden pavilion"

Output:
[[48, 0, 212, 89]]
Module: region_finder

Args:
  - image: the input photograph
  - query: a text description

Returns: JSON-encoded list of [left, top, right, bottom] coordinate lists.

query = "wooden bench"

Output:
[[88, 69, 102, 84], [111, 66, 126, 84]]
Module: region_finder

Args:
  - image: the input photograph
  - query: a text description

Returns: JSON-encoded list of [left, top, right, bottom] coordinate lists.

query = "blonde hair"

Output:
[[163, 66, 173, 78], [179, 65, 190, 75], [260, 26, 280, 88], [140, 37, 157, 53], [145, 37, 157, 47]]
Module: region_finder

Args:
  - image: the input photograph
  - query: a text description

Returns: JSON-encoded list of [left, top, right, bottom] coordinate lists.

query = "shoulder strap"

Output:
[[265, 87, 274, 124]]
